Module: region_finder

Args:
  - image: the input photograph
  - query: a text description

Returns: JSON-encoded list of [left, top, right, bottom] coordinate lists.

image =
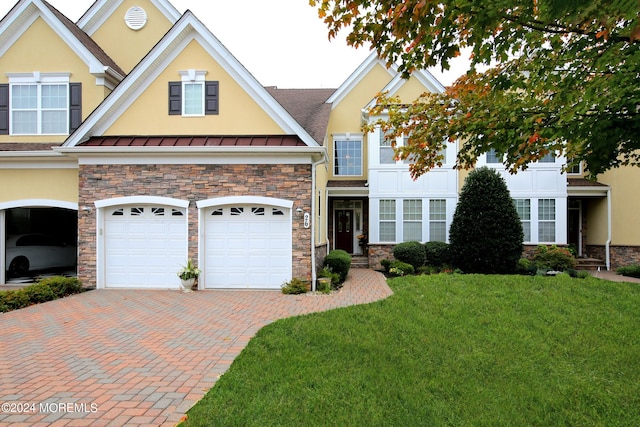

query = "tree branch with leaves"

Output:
[[311, 0, 640, 179]]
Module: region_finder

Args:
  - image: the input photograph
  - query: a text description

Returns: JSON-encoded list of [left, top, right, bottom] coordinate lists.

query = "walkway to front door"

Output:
[[0, 269, 391, 426]]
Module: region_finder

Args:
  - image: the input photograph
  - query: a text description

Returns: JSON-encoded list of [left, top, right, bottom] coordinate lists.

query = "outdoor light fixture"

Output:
[[295, 207, 304, 218]]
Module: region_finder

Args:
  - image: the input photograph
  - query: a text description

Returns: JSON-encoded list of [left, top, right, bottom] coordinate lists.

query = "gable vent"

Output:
[[124, 6, 147, 30]]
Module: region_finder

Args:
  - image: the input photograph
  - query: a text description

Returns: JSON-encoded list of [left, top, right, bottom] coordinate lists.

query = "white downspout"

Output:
[[0, 210, 5, 284], [311, 153, 327, 292], [606, 187, 611, 271]]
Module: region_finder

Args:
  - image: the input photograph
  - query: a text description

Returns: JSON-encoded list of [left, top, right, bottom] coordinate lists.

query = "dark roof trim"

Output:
[[79, 135, 308, 147]]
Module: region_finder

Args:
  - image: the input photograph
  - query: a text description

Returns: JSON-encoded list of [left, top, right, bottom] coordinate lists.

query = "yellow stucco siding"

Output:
[[315, 163, 329, 245], [0, 17, 111, 144], [89, 0, 175, 74], [105, 40, 285, 136], [394, 77, 431, 102], [589, 167, 640, 245], [0, 169, 78, 203]]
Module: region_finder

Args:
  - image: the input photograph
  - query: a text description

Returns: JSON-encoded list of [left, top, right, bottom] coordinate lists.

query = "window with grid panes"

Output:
[[403, 199, 422, 241], [429, 199, 447, 242], [11, 83, 68, 134], [514, 199, 531, 242], [379, 200, 396, 242], [183, 82, 204, 115], [538, 199, 556, 242], [486, 148, 503, 164], [379, 130, 395, 164], [334, 139, 362, 175]]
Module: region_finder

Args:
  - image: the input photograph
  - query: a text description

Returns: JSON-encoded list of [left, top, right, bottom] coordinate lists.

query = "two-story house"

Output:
[[1, 0, 637, 290]]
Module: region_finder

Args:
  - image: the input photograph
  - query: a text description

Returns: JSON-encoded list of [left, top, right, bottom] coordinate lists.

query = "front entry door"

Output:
[[335, 209, 354, 253], [568, 201, 582, 256]]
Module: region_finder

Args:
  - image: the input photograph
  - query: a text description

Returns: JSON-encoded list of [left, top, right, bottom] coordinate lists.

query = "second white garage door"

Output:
[[203, 205, 291, 289], [104, 205, 187, 288]]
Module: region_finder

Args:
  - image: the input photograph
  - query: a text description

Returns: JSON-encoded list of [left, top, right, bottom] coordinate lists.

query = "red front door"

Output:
[[335, 210, 354, 253]]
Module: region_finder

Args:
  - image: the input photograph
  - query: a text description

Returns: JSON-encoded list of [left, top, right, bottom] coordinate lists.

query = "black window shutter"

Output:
[[168, 82, 182, 115], [0, 84, 9, 135], [69, 83, 82, 133], [205, 81, 219, 115]]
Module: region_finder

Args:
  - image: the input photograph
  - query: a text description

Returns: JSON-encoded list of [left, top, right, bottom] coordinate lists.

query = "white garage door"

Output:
[[204, 205, 291, 289], [104, 205, 187, 288]]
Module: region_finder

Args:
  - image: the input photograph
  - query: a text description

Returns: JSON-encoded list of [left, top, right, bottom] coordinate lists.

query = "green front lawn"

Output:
[[184, 274, 640, 426]]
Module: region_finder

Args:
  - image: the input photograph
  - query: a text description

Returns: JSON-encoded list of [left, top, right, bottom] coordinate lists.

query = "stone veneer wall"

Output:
[[368, 244, 394, 270], [314, 243, 328, 274], [587, 245, 640, 269], [78, 163, 312, 288]]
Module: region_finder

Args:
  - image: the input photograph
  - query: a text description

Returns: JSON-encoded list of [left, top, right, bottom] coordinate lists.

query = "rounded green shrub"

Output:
[[449, 167, 524, 274], [533, 245, 576, 271], [424, 241, 451, 268], [323, 250, 352, 283], [380, 259, 393, 273], [388, 260, 415, 277], [22, 283, 56, 304], [393, 241, 425, 270]]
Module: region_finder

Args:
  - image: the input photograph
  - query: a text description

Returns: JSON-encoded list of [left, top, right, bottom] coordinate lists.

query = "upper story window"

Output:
[[539, 152, 556, 163], [567, 160, 582, 174], [334, 135, 362, 176], [379, 129, 395, 164], [1, 72, 80, 136], [486, 148, 503, 164], [169, 69, 218, 116]]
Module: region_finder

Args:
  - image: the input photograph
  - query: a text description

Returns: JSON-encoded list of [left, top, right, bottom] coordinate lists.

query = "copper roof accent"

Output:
[[327, 180, 368, 188], [265, 88, 335, 144], [0, 143, 62, 151], [79, 135, 308, 147], [567, 177, 608, 187], [42, 1, 126, 78]]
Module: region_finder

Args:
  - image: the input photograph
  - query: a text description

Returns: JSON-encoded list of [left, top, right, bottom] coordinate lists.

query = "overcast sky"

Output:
[[0, 0, 469, 88]]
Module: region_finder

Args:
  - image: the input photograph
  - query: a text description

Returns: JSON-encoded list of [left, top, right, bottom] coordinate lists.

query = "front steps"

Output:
[[576, 257, 607, 271], [351, 255, 369, 269]]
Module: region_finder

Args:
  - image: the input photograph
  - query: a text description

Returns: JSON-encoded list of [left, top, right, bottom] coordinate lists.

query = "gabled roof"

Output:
[[326, 52, 394, 108], [328, 51, 446, 112], [78, 0, 181, 35], [265, 87, 335, 144], [0, 0, 125, 85], [63, 10, 320, 148]]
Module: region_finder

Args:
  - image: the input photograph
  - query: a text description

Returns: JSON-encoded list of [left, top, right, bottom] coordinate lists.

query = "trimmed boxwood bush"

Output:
[[424, 241, 451, 268], [616, 264, 640, 278], [380, 259, 393, 273], [323, 250, 352, 283], [393, 241, 425, 270], [449, 167, 524, 274]]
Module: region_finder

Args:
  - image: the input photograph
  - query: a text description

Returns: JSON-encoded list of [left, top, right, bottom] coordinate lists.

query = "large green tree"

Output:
[[311, 0, 640, 179]]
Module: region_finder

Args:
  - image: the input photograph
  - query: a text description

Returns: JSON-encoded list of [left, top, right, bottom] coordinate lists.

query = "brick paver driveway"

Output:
[[0, 269, 391, 426]]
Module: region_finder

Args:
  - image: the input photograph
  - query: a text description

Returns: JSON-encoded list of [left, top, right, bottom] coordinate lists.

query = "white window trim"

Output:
[[7, 72, 71, 136], [333, 133, 363, 177]]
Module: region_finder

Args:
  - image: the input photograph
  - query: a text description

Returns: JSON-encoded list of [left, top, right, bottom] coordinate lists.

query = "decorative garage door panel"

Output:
[[105, 206, 187, 288], [204, 205, 291, 289]]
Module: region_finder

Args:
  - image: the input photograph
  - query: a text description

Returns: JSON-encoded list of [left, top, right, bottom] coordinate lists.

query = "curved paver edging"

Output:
[[0, 269, 391, 426]]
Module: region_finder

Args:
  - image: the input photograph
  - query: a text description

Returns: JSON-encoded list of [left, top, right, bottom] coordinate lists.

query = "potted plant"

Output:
[[177, 259, 201, 291]]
